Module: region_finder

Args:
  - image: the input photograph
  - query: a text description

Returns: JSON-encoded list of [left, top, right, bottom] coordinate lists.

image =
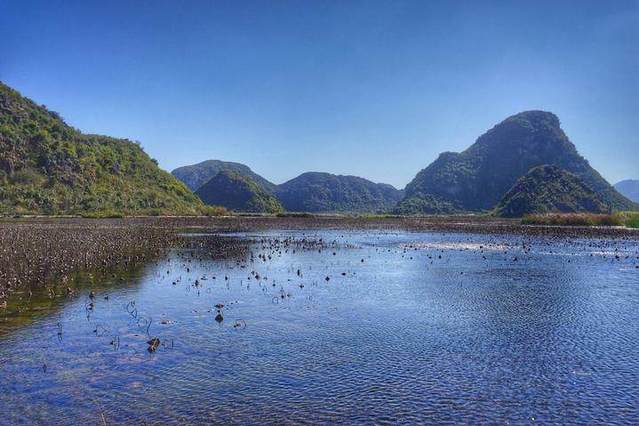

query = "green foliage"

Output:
[[81, 210, 125, 219], [172, 159, 277, 193], [393, 193, 461, 215], [522, 211, 639, 228], [196, 170, 283, 214], [199, 205, 231, 217], [398, 111, 635, 214], [11, 168, 46, 185], [0, 82, 202, 216], [522, 213, 623, 227], [495, 165, 609, 218], [275, 172, 403, 213], [617, 212, 639, 229], [626, 218, 639, 229], [276, 212, 315, 218]]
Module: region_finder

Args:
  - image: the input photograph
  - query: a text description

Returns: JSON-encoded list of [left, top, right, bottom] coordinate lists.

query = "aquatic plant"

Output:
[[618, 212, 639, 229], [522, 212, 639, 228], [522, 213, 622, 227], [0, 220, 180, 302]]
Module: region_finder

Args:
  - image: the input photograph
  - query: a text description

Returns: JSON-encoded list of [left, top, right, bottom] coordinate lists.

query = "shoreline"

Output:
[[2, 216, 637, 303], [2, 215, 637, 238]]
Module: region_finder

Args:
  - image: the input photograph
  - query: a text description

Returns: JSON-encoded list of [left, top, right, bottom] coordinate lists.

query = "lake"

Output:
[[1, 229, 638, 424]]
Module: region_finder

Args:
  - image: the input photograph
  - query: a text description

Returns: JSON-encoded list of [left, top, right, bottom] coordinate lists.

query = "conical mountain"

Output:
[[172, 160, 276, 193], [195, 170, 283, 213], [397, 111, 634, 214], [495, 165, 609, 218]]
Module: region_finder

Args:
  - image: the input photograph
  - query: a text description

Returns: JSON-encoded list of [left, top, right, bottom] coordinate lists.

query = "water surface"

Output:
[[1, 230, 638, 424]]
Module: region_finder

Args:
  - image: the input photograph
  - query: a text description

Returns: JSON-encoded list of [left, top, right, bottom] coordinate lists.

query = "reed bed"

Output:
[[522, 212, 639, 228], [620, 212, 639, 229], [0, 221, 179, 302], [2, 214, 637, 303]]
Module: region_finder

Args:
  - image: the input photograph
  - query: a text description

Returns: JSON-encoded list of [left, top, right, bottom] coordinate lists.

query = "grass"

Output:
[[618, 211, 639, 229], [77, 205, 230, 218], [198, 205, 230, 217], [522, 212, 639, 228], [81, 210, 125, 219], [276, 212, 316, 218]]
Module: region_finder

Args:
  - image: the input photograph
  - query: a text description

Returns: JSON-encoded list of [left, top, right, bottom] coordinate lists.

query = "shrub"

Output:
[[11, 168, 45, 185], [617, 212, 639, 229], [199, 205, 230, 217], [276, 212, 314, 218]]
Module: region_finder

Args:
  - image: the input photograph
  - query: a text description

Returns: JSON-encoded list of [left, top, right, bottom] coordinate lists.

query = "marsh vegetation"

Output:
[[0, 217, 637, 423], [522, 212, 639, 228]]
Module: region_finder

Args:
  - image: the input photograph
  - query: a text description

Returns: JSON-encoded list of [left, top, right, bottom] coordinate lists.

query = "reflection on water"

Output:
[[0, 263, 151, 337], [0, 230, 638, 424]]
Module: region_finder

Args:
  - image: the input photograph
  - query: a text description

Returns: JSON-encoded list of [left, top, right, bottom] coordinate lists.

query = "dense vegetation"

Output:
[[0, 221, 180, 301], [522, 212, 639, 229], [174, 163, 405, 213], [397, 111, 634, 214], [275, 172, 404, 213], [4, 82, 633, 218], [195, 170, 283, 213], [495, 165, 608, 217], [0, 82, 202, 216], [614, 180, 639, 203], [172, 159, 276, 193], [623, 211, 639, 228]]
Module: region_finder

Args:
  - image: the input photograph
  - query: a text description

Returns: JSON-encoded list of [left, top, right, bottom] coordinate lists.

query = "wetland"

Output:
[[0, 217, 638, 424]]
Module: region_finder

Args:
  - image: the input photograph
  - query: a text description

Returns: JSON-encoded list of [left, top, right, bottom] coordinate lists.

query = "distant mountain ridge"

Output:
[[174, 159, 405, 213], [5, 79, 629, 218], [172, 160, 276, 193], [614, 180, 639, 203], [275, 172, 404, 213], [495, 165, 609, 217], [195, 170, 283, 213], [396, 111, 634, 214], [0, 81, 201, 215]]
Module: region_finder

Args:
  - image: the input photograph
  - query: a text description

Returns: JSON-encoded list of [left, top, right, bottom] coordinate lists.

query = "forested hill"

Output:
[[172, 160, 276, 193], [195, 170, 283, 213], [396, 111, 634, 214], [495, 165, 609, 217], [0, 82, 201, 215], [275, 172, 404, 213]]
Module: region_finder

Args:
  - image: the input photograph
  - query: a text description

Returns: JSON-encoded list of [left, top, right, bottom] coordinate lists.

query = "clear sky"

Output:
[[1, 0, 637, 187]]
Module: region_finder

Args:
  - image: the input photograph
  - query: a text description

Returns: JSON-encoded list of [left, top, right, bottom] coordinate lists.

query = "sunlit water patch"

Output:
[[0, 230, 638, 424]]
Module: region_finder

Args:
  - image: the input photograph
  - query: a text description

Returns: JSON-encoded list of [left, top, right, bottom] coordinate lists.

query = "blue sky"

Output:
[[1, 0, 637, 187]]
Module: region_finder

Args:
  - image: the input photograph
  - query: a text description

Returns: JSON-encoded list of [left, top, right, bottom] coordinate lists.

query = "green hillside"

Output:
[[397, 111, 634, 214], [0, 82, 201, 216], [275, 172, 404, 213], [172, 159, 276, 193], [195, 170, 283, 213], [495, 165, 609, 218]]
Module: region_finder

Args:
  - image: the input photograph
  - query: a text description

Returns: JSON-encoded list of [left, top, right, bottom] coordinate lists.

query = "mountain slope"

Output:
[[0, 82, 201, 215], [397, 111, 634, 214], [495, 165, 609, 217], [195, 170, 283, 213], [614, 180, 639, 203], [172, 160, 276, 193], [275, 172, 404, 213]]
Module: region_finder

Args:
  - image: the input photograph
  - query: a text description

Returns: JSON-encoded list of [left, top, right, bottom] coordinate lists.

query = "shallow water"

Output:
[[1, 230, 638, 424]]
